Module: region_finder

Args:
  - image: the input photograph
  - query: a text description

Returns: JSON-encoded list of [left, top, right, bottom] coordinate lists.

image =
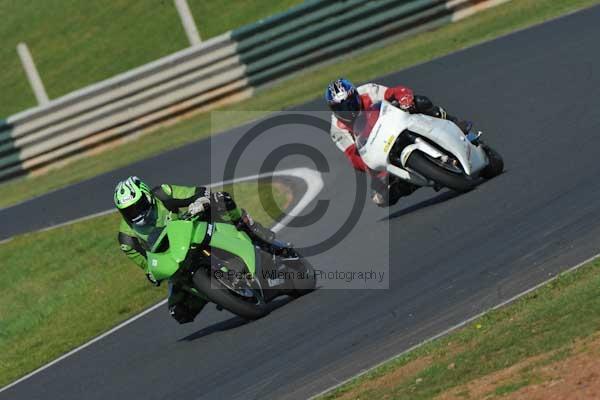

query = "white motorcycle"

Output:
[[356, 101, 503, 193]]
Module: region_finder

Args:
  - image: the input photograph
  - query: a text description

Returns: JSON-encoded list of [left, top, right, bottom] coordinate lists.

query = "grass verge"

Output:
[[0, 180, 289, 388], [319, 257, 600, 399], [2, 0, 599, 209], [0, 0, 302, 117]]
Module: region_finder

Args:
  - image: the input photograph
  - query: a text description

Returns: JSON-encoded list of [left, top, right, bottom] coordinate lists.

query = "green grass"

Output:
[[0, 180, 289, 387], [1, 0, 599, 209], [188, 0, 302, 39], [493, 378, 532, 396], [0, 0, 302, 117], [320, 258, 600, 400]]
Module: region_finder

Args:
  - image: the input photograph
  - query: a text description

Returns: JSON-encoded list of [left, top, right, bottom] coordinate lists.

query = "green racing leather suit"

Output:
[[117, 183, 273, 324]]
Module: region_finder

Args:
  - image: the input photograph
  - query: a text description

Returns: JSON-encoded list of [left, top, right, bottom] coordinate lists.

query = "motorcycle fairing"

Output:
[[357, 101, 488, 176], [146, 221, 258, 283], [146, 221, 208, 282], [405, 112, 488, 175], [208, 222, 257, 276]]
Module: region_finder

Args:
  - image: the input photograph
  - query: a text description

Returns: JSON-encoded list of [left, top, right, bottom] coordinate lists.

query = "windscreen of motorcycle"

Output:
[[355, 101, 411, 171]]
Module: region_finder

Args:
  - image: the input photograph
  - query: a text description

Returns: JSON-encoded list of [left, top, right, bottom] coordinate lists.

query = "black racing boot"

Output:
[[433, 106, 472, 135], [388, 178, 419, 204], [371, 175, 419, 207], [413, 95, 475, 138], [168, 290, 206, 324], [236, 210, 275, 242], [450, 118, 473, 135], [236, 210, 294, 256]]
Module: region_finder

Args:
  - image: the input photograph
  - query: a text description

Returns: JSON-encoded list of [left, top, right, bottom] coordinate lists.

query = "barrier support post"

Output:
[[174, 0, 202, 46], [17, 42, 49, 105]]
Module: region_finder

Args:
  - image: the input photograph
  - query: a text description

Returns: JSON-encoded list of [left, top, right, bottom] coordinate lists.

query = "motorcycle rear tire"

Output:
[[289, 258, 317, 298], [479, 143, 504, 179]]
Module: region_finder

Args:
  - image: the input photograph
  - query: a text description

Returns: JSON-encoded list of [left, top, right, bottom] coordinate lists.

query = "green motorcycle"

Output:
[[144, 213, 316, 320]]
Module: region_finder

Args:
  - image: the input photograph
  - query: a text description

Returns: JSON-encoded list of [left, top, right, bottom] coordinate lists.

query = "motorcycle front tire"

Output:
[[406, 152, 476, 193], [192, 269, 268, 320]]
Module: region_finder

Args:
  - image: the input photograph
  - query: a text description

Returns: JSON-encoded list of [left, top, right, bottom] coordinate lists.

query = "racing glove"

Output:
[[390, 95, 415, 111], [188, 196, 210, 215], [385, 86, 415, 111]]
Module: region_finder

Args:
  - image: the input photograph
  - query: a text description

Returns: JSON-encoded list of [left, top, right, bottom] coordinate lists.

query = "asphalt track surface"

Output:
[[3, 6, 600, 399]]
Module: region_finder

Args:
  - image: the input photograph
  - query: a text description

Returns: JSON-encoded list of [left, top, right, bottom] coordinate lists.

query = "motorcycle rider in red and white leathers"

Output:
[[325, 78, 470, 207]]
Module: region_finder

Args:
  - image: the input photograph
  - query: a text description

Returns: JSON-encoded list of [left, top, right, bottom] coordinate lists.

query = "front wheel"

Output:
[[405, 152, 476, 193], [192, 269, 268, 320]]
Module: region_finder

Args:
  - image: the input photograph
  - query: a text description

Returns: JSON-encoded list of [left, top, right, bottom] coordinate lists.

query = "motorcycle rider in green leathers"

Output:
[[114, 176, 280, 324]]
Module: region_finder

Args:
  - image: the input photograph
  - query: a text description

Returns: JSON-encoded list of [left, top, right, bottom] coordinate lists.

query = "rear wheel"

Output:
[[192, 269, 268, 320], [292, 262, 316, 297], [479, 143, 504, 179], [405, 152, 476, 193], [284, 257, 316, 298]]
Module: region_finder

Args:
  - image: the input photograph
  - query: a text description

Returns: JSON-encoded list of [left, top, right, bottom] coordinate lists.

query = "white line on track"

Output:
[[0, 167, 323, 394], [310, 252, 600, 399], [0, 167, 323, 243]]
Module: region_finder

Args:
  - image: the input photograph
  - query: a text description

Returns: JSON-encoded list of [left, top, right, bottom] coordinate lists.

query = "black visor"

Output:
[[331, 93, 361, 123], [120, 194, 152, 225]]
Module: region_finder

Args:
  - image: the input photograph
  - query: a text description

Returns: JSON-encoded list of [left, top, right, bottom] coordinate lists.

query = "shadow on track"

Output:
[[178, 297, 293, 342], [179, 316, 248, 342], [381, 190, 460, 222], [380, 169, 507, 222]]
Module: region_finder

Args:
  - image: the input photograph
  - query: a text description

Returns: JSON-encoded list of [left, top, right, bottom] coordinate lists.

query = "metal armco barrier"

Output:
[[0, 0, 510, 181]]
